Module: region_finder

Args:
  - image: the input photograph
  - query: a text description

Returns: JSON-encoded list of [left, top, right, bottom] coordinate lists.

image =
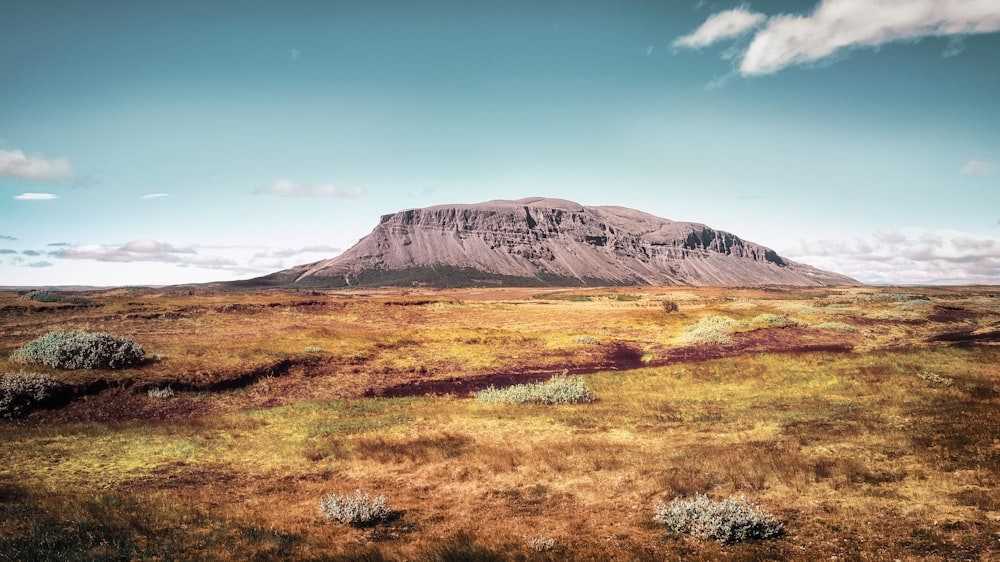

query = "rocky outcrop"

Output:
[[250, 197, 858, 287]]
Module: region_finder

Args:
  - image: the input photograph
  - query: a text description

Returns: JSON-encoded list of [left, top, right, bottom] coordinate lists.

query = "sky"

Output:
[[1, 0, 998, 287]]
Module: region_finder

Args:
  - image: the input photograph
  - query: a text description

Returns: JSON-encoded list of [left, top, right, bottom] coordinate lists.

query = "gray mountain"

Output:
[[241, 197, 858, 288]]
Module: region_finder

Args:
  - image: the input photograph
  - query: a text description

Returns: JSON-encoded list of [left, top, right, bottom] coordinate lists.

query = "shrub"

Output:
[[20, 290, 87, 304], [527, 536, 555, 552], [319, 490, 392, 527], [661, 299, 679, 314], [899, 298, 932, 310], [13, 331, 145, 370], [0, 372, 64, 419], [918, 371, 954, 387], [570, 335, 599, 345], [811, 322, 857, 332], [751, 313, 790, 327], [147, 386, 175, 399], [475, 374, 595, 405], [675, 315, 743, 345], [653, 494, 784, 543]]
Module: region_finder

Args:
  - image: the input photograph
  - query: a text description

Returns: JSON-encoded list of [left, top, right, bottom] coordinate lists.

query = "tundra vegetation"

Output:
[[0, 285, 997, 560]]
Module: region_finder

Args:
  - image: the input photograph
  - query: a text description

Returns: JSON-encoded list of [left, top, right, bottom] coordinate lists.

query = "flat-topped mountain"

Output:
[[241, 197, 858, 288]]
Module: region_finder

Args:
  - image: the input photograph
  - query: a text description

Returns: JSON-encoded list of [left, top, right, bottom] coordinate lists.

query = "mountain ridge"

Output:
[[239, 197, 858, 288]]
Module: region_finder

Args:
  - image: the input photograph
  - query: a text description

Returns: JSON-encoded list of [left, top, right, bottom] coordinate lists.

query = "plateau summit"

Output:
[[241, 198, 858, 288]]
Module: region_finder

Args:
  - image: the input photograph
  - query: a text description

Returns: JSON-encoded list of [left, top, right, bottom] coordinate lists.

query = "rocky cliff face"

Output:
[[254, 197, 857, 287]]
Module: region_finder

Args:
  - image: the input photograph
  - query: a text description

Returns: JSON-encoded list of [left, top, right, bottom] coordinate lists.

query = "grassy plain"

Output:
[[0, 285, 997, 560]]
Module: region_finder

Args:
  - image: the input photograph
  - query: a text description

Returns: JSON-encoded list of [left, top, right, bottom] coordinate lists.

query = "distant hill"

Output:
[[235, 197, 859, 288]]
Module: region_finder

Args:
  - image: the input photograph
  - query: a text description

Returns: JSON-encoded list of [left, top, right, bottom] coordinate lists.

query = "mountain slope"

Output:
[[245, 197, 858, 288]]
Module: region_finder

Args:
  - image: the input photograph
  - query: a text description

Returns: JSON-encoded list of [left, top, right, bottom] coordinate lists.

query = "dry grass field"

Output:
[[1, 285, 998, 560]]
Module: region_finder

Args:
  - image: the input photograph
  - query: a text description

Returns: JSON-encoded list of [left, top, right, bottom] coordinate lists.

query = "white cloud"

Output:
[[290, 48, 300, 61], [0, 149, 74, 181], [256, 178, 366, 199], [53, 240, 226, 265], [673, 7, 766, 49], [784, 228, 1000, 284], [743, 0, 1000, 75], [674, 0, 1000, 76], [252, 245, 341, 259], [644, 45, 655, 56], [13, 192, 60, 200], [960, 159, 995, 177], [140, 193, 171, 199], [47, 239, 344, 281]]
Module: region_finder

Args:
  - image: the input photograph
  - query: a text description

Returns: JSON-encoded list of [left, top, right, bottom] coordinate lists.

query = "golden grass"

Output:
[[0, 286, 998, 560]]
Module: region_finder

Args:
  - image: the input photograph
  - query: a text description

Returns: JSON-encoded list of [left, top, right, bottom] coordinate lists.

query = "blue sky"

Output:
[[2, 0, 998, 286]]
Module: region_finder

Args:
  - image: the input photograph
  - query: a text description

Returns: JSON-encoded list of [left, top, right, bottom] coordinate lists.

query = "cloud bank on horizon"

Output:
[[783, 229, 1000, 285], [674, 0, 1000, 76]]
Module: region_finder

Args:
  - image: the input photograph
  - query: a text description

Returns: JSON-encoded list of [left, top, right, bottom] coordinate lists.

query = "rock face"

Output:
[[251, 197, 858, 288]]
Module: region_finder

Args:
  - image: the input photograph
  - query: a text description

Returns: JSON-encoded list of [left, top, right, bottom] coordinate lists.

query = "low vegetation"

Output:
[[0, 285, 996, 559], [319, 489, 392, 527], [20, 290, 87, 304], [475, 374, 595, 404], [918, 371, 954, 387], [12, 330, 144, 370], [0, 372, 64, 419], [675, 314, 744, 345], [146, 386, 175, 399], [653, 494, 784, 543]]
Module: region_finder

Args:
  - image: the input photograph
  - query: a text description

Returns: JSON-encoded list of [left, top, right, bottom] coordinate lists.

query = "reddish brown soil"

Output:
[[379, 326, 856, 398], [19, 325, 859, 425]]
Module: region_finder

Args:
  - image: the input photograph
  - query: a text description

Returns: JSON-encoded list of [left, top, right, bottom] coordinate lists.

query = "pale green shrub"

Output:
[[653, 494, 784, 543], [147, 386, 175, 399], [527, 536, 555, 552], [899, 298, 932, 310], [751, 313, 790, 327], [675, 315, 744, 345], [12, 331, 144, 370], [20, 290, 87, 304], [725, 298, 757, 309], [918, 371, 953, 387], [475, 374, 595, 405], [822, 304, 860, 315], [775, 303, 819, 315], [811, 322, 857, 332], [319, 490, 391, 526], [0, 372, 64, 419]]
